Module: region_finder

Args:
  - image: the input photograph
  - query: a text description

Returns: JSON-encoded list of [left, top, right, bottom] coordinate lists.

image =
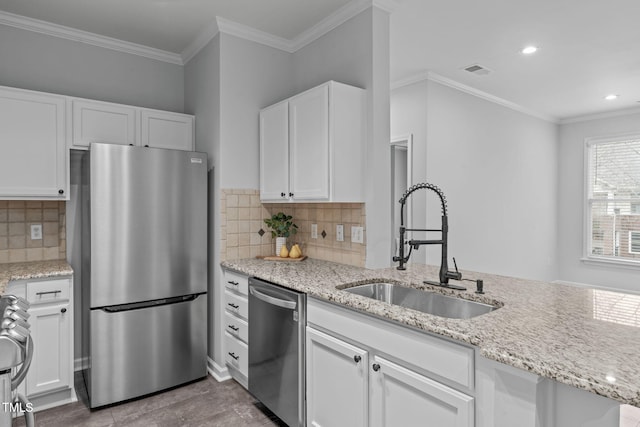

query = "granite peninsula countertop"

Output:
[[222, 257, 640, 407], [0, 260, 74, 295]]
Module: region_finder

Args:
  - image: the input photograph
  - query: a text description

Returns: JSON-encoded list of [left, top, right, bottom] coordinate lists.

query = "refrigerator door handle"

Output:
[[100, 293, 202, 313], [249, 286, 296, 310]]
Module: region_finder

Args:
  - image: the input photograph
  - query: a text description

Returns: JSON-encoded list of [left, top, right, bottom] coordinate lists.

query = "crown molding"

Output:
[[0, 10, 183, 65], [559, 106, 640, 125], [184, 0, 392, 60], [392, 71, 559, 124], [290, 0, 371, 51], [215, 16, 293, 53]]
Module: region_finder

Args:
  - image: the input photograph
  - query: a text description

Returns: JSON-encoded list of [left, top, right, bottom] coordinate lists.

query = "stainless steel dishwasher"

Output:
[[248, 277, 305, 427]]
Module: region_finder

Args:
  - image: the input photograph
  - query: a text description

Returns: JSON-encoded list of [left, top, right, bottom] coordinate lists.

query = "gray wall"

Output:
[[391, 80, 559, 281], [219, 33, 294, 189], [184, 34, 221, 362], [0, 24, 184, 112], [558, 112, 640, 291]]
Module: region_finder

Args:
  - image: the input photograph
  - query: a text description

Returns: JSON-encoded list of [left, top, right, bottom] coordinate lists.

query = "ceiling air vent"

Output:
[[463, 64, 491, 76]]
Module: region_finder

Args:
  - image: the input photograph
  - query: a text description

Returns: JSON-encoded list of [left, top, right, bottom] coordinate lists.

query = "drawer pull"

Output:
[[227, 303, 239, 309], [228, 352, 239, 360], [228, 281, 239, 286], [228, 324, 239, 331], [36, 290, 61, 296], [353, 355, 361, 363], [372, 363, 381, 372], [61, 308, 67, 313]]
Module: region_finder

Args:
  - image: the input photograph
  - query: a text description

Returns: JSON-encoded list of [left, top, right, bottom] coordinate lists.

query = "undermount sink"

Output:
[[343, 282, 497, 319]]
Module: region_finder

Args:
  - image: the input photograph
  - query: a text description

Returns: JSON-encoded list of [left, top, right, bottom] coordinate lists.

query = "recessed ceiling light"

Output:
[[605, 94, 619, 100], [521, 46, 538, 55]]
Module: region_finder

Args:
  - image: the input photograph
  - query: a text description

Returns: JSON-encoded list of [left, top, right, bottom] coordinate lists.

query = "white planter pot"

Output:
[[275, 237, 287, 256]]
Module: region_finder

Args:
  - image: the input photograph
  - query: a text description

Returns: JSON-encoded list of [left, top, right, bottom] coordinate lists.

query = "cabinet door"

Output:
[[259, 101, 289, 201], [0, 87, 67, 198], [306, 327, 368, 427], [140, 109, 194, 151], [26, 302, 71, 396], [370, 356, 474, 427], [72, 99, 137, 148], [289, 84, 330, 200]]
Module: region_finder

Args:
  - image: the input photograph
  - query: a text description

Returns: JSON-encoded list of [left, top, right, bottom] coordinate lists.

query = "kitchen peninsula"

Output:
[[222, 257, 637, 426]]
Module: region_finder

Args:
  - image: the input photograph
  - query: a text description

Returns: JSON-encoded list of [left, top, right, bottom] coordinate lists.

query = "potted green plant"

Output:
[[264, 212, 298, 255]]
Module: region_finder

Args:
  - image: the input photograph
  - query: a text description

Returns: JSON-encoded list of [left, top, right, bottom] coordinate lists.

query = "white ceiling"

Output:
[[0, 0, 639, 121]]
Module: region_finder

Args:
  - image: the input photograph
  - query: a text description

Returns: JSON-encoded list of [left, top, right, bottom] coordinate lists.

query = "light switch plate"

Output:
[[351, 226, 364, 244], [336, 224, 344, 242], [30, 224, 42, 240], [311, 223, 318, 239]]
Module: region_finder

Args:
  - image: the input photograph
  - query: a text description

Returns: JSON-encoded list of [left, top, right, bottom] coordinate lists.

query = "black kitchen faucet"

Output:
[[392, 182, 465, 290]]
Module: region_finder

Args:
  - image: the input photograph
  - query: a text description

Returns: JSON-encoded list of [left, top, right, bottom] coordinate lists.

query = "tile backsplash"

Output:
[[0, 201, 67, 264], [221, 189, 366, 267]]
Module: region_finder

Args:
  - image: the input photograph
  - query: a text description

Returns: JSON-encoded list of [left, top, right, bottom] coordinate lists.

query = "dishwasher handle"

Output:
[[249, 286, 297, 310]]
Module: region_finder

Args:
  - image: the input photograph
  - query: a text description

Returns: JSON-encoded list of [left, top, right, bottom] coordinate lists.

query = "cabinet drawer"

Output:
[[225, 332, 248, 377], [224, 311, 248, 343], [26, 279, 70, 304], [224, 290, 248, 320], [224, 271, 249, 296], [308, 298, 474, 390]]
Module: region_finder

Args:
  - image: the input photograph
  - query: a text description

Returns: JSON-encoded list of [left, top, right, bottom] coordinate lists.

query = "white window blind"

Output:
[[587, 136, 640, 263]]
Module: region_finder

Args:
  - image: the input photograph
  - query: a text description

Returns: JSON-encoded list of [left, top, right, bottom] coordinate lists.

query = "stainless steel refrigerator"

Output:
[[80, 143, 208, 408]]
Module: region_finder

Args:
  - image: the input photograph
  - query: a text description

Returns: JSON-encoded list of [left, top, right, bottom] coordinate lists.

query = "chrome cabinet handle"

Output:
[[228, 352, 239, 360], [227, 303, 239, 309], [353, 355, 361, 363], [228, 324, 239, 331], [372, 363, 381, 372], [36, 290, 61, 296]]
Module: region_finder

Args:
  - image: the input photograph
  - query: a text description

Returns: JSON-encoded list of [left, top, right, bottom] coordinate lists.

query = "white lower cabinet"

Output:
[[306, 297, 475, 427], [222, 269, 250, 388], [306, 327, 369, 427], [370, 356, 474, 427], [27, 301, 71, 396], [6, 277, 75, 410]]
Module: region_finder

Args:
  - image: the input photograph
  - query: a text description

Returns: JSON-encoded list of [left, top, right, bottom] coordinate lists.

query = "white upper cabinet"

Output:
[[289, 84, 330, 200], [70, 99, 194, 151], [140, 109, 194, 151], [259, 101, 289, 200], [260, 81, 365, 202], [71, 99, 137, 147], [0, 86, 67, 200]]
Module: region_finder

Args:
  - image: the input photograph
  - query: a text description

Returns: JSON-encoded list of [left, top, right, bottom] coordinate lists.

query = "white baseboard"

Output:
[[208, 357, 231, 382]]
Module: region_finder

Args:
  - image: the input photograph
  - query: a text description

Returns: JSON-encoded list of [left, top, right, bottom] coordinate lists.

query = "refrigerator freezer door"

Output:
[[88, 294, 206, 407], [89, 143, 207, 307]]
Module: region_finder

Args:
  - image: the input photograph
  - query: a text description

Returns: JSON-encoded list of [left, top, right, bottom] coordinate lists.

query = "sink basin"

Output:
[[343, 282, 497, 319]]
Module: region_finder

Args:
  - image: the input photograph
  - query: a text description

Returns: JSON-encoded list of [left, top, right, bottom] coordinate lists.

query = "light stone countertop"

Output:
[[0, 260, 74, 295], [222, 257, 640, 407]]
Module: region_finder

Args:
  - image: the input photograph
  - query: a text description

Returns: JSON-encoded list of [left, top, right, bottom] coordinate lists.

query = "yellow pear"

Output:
[[279, 244, 289, 258], [289, 244, 301, 258]]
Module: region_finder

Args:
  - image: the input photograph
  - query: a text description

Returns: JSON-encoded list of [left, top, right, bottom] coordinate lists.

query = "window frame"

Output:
[[583, 133, 640, 269]]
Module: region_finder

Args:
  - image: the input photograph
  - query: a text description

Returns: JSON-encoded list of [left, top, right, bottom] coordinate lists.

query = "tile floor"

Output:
[[14, 373, 284, 427]]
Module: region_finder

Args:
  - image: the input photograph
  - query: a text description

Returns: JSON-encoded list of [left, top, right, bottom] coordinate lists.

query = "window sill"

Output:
[[581, 256, 640, 271]]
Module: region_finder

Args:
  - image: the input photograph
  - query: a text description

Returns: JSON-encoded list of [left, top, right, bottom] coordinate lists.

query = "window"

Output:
[[630, 231, 640, 255], [586, 135, 640, 264]]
